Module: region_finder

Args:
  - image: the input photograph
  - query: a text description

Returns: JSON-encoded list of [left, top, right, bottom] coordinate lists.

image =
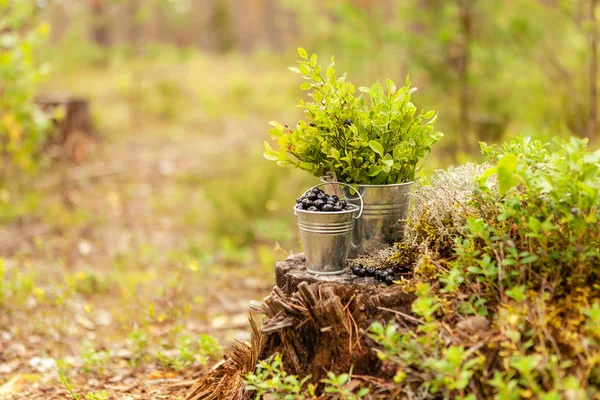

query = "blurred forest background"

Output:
[[0, 0, 599, 397]]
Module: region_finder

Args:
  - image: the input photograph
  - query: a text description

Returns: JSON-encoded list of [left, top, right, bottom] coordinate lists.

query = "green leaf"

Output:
[[288, 67, 301, 73], [278, 148, 287, 162], [372, 171, 389, 184], [369, 82, 384, 102], [521, 255, 538, 264], [300, 82, 312, 90], [422, 110, 436, 119], [368, 165, 383, 176], [263, 141, 278, 161], [329, 148, 340, 160], [299, 64, 311, 75], [298, 47, 308, 59], [386, 79, 396, 95], [268, 128, 281, 139], [496, 154, 520, 197], [299, 162, 315, 171], [368, 140, 384, 157], [337, 373, 349, 385]]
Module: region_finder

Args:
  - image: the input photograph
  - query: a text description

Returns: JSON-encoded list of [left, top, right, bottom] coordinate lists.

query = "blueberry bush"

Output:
[[264, 48, 443, 185], [370, 136, 600, 398], [245, 354, 369, 400]]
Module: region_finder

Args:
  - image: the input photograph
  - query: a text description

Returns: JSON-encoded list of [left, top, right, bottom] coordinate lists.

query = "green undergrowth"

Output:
[[246, 135, 600, 399], [245, 354, 369, 400], [372, 136, 600, 398]]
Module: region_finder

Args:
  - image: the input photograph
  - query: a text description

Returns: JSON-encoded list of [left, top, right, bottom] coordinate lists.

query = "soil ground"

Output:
[[0, 81, 301, 398]]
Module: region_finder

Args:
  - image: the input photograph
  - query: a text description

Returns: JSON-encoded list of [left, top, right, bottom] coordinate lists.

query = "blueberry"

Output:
[[333, 206, 343, 212], [314, 199, 325, 209], [317, 192, 326, 200], [308, 206, 318, 211], [571, 207, 579, 216], [344, 118, 352, 126], [356, 268, 367, 277], [536, 215, 544, 222], [352, 266, 360, 275], [339, 200, 347, 208], [311, 188, 321, 194], [322, 204, 334, 212], [376, 271, 389, 281], [302, 199, 313, 209], [332, 195, 339, 202], [385, 269, 394, 275], [308, 193, 318, 201], [385, 275, 395, 285], [327, 199, 335, 206], [366, 267, 375, 276], [296, 198, 303, 204]]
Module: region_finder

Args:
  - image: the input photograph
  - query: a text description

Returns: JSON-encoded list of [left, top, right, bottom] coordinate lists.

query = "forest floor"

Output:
[[0, 55, 312, 399], [0, 128, 278, 399]]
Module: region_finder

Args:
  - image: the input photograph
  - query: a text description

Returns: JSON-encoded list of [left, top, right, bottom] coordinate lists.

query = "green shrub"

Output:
[[245, 354, 369, 399], [371, 136, 600, 398], [264, 48, 442, 184], [245, 354, 316, 399]]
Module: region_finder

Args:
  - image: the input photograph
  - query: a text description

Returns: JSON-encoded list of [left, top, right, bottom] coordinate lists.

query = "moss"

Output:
[[413, 254, 437, 280], [386, 242, 419, 269]]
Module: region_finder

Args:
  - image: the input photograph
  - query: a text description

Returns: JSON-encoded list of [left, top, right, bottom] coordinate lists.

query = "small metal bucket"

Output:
[[321, 175, 413, 257], [295, 183, 364, 275]]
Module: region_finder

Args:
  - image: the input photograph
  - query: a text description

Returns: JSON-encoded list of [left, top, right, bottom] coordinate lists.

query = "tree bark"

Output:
[[185, 254, 416, 400], [458, 0, 473, 153], [588, 0, 598, 141]]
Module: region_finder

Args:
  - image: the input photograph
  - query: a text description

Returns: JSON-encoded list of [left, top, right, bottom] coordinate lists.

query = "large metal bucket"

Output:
[[321, 175, 413, 257], [295, 183, 364, 275]]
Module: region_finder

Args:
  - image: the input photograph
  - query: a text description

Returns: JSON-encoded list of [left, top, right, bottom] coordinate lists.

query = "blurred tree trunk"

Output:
[[88, 0, 110, 48], [127, 0, 143, 56], [211, 0, 234, 53], [588, 0, 598, 141], [458, 0, 473, 153], [265, 0, 280, 50]]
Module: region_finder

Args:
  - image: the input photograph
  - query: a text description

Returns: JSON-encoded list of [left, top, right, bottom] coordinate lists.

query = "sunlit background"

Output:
[[1, 0, 598, 396]]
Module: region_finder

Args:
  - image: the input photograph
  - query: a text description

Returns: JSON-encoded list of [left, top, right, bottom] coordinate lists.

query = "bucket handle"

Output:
[[295, 182, 364, 219]]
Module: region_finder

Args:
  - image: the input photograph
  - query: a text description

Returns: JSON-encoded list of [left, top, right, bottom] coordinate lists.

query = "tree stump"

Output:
[[36, 95, 100, 163], [185, 253, 416, 400]]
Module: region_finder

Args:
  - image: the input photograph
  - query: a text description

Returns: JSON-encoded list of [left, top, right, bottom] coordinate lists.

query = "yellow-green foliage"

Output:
[[370, 136, 600, 399], [0, 1, 50, 173]]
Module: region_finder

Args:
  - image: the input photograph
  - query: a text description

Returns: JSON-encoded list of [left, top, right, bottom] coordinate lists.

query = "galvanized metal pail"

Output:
[[295, 183, 364, 275], [321, 175, 413, 257]]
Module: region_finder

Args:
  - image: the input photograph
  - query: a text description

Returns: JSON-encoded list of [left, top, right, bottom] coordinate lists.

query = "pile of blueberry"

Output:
[[351, 265, 396, 285], [296, 187, 350, 212]]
